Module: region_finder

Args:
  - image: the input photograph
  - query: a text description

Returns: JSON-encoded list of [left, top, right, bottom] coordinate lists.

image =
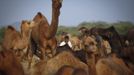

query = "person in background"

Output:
[[125, 40, 129, 47], [59, 35, 73, 48], [78, 27, 89, 39]]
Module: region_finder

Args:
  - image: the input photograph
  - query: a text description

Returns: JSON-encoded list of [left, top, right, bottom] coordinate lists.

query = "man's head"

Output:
[[78, 27, 88, 34], [64, 36, 69, 43]]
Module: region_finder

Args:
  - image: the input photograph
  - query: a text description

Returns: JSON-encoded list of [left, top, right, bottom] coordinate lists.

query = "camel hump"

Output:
[[37, 12, 42, 16], [7, 25, 15, 31], [33, 12, 48, 23]]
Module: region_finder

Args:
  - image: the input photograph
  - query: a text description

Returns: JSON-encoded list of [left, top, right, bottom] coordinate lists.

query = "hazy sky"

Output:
[[0, 0, 134, 26]]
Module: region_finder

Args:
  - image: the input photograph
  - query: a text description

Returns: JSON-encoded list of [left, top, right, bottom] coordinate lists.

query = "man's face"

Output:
[[65, 38, 69, 43], [79, 29, 86, 34]]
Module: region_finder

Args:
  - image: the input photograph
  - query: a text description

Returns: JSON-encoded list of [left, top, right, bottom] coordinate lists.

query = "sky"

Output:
[[0, 0, 134, 26]]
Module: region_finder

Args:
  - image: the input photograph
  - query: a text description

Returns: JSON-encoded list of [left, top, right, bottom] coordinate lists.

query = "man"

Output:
[[78, 27, 89, 39], [59, 35, 73, 48]]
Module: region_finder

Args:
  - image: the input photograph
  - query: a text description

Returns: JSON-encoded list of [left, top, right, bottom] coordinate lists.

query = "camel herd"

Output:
[[0, 0, 134, 75]]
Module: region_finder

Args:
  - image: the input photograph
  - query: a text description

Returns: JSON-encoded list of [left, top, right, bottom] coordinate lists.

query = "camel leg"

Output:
[[40, 47, 48, 61], [28, 55, 33, 69], [25, 46, 30, 60], [27, 49, 34, 69], [48, 38, 57, 57], [20, 47, 28, 61], [40, 47, 44, 60], [51, 41, 57, 57]]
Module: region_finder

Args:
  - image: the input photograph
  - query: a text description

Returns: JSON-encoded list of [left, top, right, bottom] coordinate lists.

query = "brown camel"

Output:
[[96, 55, 133, 75], [55, 65, 74, 75], [70, 36, 82, 51], [81, 35, 101, 75], [56, 65, 88, 75], [0, 50, 24, 75], [31, 0, 62, 60], [2, 20, 35, 60], [30, 51, 88, 75]]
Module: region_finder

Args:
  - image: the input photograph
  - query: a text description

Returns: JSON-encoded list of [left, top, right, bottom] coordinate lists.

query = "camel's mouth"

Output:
[[29, 21, 36, 28], [24, 20, 36, 29]]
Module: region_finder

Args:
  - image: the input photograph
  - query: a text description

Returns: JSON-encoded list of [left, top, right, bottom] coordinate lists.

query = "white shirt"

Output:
[[59, 41, 73, 48]]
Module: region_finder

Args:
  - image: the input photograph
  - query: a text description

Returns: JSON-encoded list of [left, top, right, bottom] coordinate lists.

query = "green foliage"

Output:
[[0, 21, 134, 43], [57, 21, 134, 36], [57, 26, 78, 36], [78, 21, 110, 29], [112, 21, 134, 34]]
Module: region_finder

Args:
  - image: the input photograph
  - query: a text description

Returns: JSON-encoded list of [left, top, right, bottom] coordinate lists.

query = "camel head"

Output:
[[21, 20, 35, 33], [52, 0, 62, 9], [82, 36, 97, 53]]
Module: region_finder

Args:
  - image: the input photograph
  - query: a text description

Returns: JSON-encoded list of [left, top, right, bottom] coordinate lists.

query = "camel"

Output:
[[30, 0, 62, 60], [55, 65, 88, 75], [0, 50, 24, 75], [30, 51, 88, 75], [90, 26, 124, 57], [70, 36, 82, 51], [82, 36, 98, 54], [81, 36, 98, 75], [55, 65, 74, 75], [96, 55, 133, 75], [2, 20, 35, 60]]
